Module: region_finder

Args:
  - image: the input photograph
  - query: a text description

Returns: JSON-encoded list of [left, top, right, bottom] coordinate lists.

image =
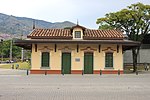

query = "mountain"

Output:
[[0, 13, 75, 35]]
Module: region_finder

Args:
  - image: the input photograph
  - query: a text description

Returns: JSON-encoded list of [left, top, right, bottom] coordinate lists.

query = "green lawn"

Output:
[[124, 65, 145, 70], [123, 65, 148, 73], [0, 62, 31, 70]]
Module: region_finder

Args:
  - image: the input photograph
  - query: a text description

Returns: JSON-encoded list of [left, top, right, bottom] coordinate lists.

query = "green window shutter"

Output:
[[41, 52, 49, 67], [105, 53, 113, 68]]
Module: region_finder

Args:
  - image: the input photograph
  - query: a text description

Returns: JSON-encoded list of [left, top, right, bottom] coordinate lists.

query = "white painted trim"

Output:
[[72, 28, 83, 39]]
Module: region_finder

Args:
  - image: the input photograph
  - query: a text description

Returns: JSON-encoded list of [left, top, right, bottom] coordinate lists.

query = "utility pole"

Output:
[[1, 39, 3, 61], [10, 39, 12, 62], [21, 33, 24, 62], [21, 48, 24, 62]]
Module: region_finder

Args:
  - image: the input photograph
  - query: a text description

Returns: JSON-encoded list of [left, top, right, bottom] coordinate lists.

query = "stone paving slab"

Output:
[[0, 74, 150, 100]]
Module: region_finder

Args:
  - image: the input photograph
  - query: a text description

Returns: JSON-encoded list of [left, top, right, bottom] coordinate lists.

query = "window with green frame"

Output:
[[105, 53, 113, 68], [75, 31, 81, 38], [41, 52, 49, 67]]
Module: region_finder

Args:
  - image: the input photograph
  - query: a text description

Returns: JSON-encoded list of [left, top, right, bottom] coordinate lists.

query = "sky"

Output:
[[0, 0, 150, 29]]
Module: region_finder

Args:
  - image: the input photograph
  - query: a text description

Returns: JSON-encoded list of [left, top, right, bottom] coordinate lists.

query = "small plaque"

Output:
[[75, 58, 80, 62]]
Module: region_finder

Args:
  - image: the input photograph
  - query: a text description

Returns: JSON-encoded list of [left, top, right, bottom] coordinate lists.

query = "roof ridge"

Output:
[[34, 28, 70, 30], [86, 29, 121, 31]]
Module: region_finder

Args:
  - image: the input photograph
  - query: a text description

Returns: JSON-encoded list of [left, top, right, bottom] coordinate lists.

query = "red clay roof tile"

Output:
[[27, 29, 72, 39], [27, 27, 124, 40], [83, 29, 123, 39]]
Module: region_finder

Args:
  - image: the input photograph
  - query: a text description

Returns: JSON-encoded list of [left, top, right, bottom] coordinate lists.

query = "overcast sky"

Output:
[[0, 0, 149, 29]]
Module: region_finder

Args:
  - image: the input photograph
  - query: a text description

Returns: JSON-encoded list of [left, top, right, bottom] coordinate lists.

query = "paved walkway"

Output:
[[0, 68, 26, 75], [0, 73, 150, 100], [0, 67, 150, 75]]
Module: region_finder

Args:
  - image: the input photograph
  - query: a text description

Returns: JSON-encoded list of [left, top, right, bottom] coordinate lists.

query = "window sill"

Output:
[[40, 67, 50, 69], [73, 38, 82, 39], [104, 67, 114, 69]]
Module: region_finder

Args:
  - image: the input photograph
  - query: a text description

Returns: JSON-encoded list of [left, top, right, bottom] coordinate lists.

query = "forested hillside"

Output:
[[0, 13, 75, 35]]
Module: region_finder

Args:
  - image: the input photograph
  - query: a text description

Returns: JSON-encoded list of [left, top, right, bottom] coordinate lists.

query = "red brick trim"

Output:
[[30, 70, 45, 74], [102, 70, 123, 74], [30, 70, 61, 74], [30, 70, 123, 74], [71, 70, 82, 74], [93, 70, 100, 74], [47, 70, 61, 74], [93, 70, 123, 74]]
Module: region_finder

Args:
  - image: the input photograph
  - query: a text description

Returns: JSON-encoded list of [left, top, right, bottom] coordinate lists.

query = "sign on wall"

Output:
[[75, 58, 80, 62]]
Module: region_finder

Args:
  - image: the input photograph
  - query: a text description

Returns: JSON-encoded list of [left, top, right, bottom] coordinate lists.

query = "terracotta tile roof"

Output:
[[27, 27, 124, 40], [71, 24, 86, 30], [84, 29, 123, 39], [27, 29, 72, 39]]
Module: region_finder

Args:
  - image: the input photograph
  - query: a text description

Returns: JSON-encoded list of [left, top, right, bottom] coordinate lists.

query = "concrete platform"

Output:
[[0, 74, 150, 100]]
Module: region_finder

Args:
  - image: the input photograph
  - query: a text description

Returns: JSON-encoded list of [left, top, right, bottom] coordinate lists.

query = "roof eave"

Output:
[[14, 39, 140, 44], [83, 37, 124, 40], [27, 36, 73, 39], [14, 39, 140, 50]]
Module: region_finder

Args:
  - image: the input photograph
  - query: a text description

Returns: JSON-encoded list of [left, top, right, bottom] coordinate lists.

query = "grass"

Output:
[[0, 62, 31, 70], [123, 65, 148, 74], [124, 65, 145, 70]]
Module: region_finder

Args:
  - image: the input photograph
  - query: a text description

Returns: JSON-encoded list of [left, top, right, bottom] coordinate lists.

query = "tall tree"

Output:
[[0, 40, 22, 60], [96, 3, 150, 72]]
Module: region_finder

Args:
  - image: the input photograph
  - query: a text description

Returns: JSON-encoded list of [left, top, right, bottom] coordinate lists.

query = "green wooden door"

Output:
[[84, 52, 93, 74], [62, 53, 71, 74]]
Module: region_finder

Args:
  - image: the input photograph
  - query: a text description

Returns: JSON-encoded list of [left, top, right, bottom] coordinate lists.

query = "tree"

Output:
[[0, 40, 22, 61], [96, 2, 150, 72], [64, 27, 72, 29]]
